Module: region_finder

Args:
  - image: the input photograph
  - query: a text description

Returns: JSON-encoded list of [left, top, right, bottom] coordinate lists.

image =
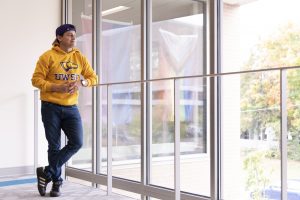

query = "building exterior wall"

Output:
[[222, 3, 243, 199]]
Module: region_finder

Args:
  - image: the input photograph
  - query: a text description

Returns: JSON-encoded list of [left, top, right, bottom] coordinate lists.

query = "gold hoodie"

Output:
[[32, 45, 98, 106]]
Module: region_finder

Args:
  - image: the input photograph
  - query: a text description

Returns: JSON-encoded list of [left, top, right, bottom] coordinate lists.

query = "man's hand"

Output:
[[51, 81, 81, 94], [51, 83, 70, 93], [68, 81, 81, 94]]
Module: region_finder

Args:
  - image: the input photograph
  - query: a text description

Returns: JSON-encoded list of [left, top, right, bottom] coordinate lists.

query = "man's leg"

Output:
[[55, 105, 83, 172], [38, 102, 62, 196], [50, 105, 83, 197]]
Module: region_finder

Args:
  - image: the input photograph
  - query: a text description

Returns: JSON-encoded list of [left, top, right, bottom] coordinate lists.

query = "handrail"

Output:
[[95, 65, 300, 87], [32, 65, 300, 90], [34, 65, 299, 199]]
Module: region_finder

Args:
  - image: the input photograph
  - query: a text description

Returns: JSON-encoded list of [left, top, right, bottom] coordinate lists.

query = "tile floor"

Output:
[[0, 179, 135, 200]]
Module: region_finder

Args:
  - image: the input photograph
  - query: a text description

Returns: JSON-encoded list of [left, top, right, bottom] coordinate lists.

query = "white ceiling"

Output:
[[82, 0, 258, 25], [102, 0, 205, 25]]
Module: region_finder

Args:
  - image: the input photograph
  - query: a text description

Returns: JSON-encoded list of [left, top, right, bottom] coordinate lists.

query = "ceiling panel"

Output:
[[102, 0, 205, 25]]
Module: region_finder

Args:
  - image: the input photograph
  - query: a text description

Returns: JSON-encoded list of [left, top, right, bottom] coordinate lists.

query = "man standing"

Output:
[[31, 24, 98, 197]]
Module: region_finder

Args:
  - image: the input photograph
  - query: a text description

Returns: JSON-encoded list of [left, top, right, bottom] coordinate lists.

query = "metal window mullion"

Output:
[[91, 0, 97, 185], [209, 0, 219, 199], [280, 69, 287, 200], [62, 0, 67, 24], [145, 0, 153, 199], [94, 0, 102, 183], [174, 79, 181, 200], [217, 0, 223, 198], [62, 0, 69, 180], [107, 85, 113, 195], [64, 0, 72, 24], [141, 0, 147, 199], [96, 0, 104, 180], [146, 81, 153, 189]]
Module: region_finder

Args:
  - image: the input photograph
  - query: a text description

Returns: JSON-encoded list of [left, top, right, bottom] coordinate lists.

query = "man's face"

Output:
[[58, 30, 76, 48]]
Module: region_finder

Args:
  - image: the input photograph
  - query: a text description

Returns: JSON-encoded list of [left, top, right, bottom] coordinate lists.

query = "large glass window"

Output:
[[150, 0, 208, 195], [150, 79, 175, 189], [68, 0, 93, 172], [66, 0, 209, 199], [222, 0, 300, 199], [287, 69, 300, 199], [63, 0, 300, 199], [151, 0, 205, 79], [223, 72, 281, 199], [110, 83, 141, 182], [101, 0, 141, 84], [179, 77, 209, 196], [99, 0, 142, 184], [222, 0, 300, 72]]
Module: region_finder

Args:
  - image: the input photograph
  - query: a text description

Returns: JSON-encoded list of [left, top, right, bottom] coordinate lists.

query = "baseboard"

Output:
[[0, 178, 36, 187], [0, 166, 34, 178]]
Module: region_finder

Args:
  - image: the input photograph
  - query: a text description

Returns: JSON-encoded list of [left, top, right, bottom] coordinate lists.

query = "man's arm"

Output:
[[81, 56, 98, 86], [32, 56, 72, 93], [31, 57, 52, 92]]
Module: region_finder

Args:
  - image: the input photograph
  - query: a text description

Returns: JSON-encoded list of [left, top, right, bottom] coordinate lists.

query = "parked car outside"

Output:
[[263, 179, 300, 200]]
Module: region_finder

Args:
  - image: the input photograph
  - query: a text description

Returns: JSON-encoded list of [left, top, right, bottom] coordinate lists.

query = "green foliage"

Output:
[[241, 23, 300, 156], [243, 151, 272, 200], [287, 140, 300, 161], [243, 23, 300, 70], [264, 148, 280, 160], [240, 71, 280, 138]]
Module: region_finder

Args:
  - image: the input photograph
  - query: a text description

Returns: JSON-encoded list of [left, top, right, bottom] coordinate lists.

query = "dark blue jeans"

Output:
[[41, 101, 83, 182]]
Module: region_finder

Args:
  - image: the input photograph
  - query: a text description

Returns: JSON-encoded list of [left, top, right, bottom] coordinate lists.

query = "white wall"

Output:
[[0, 0, 60, 170]]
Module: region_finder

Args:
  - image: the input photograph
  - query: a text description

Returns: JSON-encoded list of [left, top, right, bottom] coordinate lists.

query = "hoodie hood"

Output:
[[52, 41, 79, 55]]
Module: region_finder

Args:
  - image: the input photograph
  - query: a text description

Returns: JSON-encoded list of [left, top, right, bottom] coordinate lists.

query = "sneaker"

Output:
[[36, 167, 51, 196], [50, 180, 63, 197]]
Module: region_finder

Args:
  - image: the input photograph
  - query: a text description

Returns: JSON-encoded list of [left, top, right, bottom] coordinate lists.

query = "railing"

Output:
[[34, 66, 300, 200]]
